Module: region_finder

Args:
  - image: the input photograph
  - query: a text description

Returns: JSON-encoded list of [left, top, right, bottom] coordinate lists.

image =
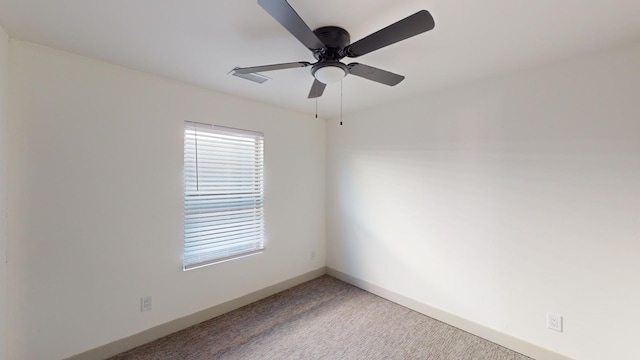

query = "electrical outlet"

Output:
[[547, 312, 562, 332], [141, 296, 152, 312]]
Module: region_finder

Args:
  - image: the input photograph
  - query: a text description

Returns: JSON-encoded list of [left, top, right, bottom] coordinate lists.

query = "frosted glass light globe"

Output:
[[314, 66, 346, 84]]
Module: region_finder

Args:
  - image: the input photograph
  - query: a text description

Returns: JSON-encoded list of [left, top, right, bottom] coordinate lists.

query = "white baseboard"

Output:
[[326, 267, 573, 360], [66, 267, 327, 360], [67, 266, 571, 360]]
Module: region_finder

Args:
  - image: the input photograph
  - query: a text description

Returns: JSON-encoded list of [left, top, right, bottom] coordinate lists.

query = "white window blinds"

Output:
[[183, 123, 265, 270]]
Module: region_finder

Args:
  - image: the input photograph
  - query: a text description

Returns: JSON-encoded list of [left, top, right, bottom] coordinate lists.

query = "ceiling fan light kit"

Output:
[[312, 62, 347, 84], [233, 0, 435, 98]]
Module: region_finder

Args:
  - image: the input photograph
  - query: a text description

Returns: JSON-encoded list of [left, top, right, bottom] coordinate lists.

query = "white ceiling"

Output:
[[1, 0, 640, 118]]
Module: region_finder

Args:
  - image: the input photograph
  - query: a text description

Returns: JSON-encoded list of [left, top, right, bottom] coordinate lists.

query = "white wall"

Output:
[[7, 40, 325, 360], [0, 23, 9, 360], [327, 41, 640, 360]]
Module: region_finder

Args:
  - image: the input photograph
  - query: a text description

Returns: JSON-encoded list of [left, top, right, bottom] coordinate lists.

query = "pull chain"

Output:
[[340, 80, 343, 126], [315, 96, 318, 119]]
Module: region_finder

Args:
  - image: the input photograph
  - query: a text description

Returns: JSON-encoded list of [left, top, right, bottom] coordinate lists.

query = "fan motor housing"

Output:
[[313, 26, 350, 60]]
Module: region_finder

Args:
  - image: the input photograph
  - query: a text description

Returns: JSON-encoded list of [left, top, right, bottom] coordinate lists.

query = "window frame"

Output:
[[183, 122, 265, 270]]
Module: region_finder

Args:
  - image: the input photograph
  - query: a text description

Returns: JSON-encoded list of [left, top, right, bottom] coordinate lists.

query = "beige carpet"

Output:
[[110, 275, 533, 359]]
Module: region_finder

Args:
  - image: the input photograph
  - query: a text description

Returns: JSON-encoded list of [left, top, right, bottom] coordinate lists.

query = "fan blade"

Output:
[[233, 61, 312, 74], [308, 79, 326, 98], [347, 63, 405, 86], [258, 0, 325, 51], [344, 10, 435, 58]]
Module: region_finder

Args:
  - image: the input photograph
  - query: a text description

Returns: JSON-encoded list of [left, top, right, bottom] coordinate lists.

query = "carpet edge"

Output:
[[326, 267, 574, 360], [65, 267, 327, 360]]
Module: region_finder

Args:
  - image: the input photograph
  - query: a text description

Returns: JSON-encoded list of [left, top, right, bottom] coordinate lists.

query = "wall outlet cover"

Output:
[[141, 296, 152, 312], [547, 312, 562, 332]]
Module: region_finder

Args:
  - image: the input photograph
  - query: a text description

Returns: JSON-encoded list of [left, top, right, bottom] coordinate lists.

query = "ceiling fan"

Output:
[[233, 0, 435, 98]]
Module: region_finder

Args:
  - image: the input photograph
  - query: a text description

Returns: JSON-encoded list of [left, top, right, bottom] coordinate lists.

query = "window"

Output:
[[183, 122, 265, 270]]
